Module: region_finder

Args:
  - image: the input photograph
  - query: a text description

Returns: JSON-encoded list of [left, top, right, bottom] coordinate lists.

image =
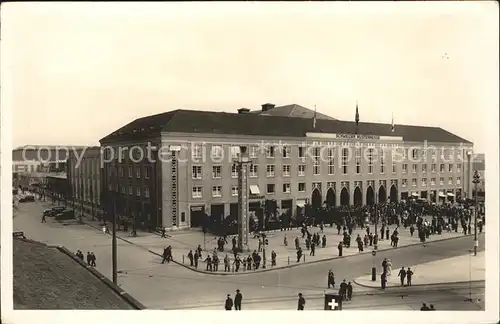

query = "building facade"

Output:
[[67, 147, 103, 217], [100, 104, 474, 230]]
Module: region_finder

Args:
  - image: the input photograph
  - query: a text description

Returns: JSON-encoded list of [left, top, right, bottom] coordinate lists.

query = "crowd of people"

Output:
[[74, 250, 97, 267]]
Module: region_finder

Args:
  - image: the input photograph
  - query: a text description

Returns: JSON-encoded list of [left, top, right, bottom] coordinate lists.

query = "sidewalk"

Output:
[[353, 251, 485, 288], [72, 206, 474, 274]]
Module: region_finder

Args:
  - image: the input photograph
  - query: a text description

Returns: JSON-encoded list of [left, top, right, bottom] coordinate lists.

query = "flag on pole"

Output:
[[313, 104, 317, 129], [355, 102, 359, 134], [391, 113, 395, 132]]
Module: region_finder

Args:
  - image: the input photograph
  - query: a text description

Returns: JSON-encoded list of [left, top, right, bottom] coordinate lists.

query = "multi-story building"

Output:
[[67, 147, 103, 217], [100, 103, 474, 230]]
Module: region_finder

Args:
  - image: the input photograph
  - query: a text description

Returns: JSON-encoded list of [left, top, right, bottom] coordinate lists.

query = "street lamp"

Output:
[[472, 170, 480, 256], [374, 192, 378, 250]]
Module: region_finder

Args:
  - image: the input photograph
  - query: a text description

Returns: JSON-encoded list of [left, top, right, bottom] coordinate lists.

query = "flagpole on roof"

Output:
[[355, 101, 359, 134], [313, 104, 317, 129], [391, 113, 395, 133]]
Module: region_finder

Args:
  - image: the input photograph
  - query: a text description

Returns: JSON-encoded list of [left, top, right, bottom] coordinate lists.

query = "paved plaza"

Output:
[[13, 200, 486, 310], [78, 208, 473, 274], [354, 251, 485, 288]]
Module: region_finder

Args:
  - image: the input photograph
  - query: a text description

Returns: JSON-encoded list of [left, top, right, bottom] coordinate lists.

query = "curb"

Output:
[[352, 278, 485, 289], [53, 245, 146, 310], [82, 216, 482, 276]]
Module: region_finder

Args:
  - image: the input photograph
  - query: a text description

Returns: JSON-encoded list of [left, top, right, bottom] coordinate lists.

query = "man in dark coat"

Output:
[[234, 289, 243, 310], [339, 279, 348, 300], [327, 269, 335, 288], [346, 282, 353, 301], [297, 293, 305, 310], [337, 242, 343, 257], [188, 250, 194, 266], [381, 272, 387, 290], [225, 294, 233, 310], [296, 247, 303, 262], [397, 267, 406, 286], [194, 251, 199, 268]]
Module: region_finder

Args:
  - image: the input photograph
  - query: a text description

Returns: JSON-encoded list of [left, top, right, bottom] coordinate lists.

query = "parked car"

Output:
[[19, 194, 35, 203], [52, 206, 66, 213], [43, 209, 54, 217], [55, 210, 75, 221]]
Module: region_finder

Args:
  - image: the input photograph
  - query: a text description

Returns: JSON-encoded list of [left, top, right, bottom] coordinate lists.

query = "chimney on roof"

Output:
[[237, 108, 251, 114], [261, 103, 275, 112]]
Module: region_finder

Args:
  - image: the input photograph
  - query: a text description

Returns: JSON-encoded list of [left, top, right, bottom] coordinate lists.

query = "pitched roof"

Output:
[[13, 238, 137, 309], [100, 109, 471, 144], [250, 104, 337, 120]]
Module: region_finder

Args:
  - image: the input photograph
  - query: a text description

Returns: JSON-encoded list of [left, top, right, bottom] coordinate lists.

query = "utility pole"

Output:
[[112, 161, 119, 284], [374, 192, 378, 250], [472, 170, 480, 256]]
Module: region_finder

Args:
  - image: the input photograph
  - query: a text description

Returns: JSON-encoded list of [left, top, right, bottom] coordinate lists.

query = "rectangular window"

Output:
[[249, 164, 258, 177], [355, 148, 361, 174], [192, 144, 203, 159], [282, 146, 290, 158], [422, 164, 427, 173], [412, 164, 417, 173], [412, 149, 418, 160], [448, 177, 453, 185], [212, 186, 222, 197], [266, 146, 275, 158], [231, 186, 238, 197], [136, 187, 141, 197], [430, 178, 436, 186], [249, 146, 257, 158], [144, 187, 150, 198], [266, 164, 275, 177], [440, 164, 445, 173], [282, 183, 291, 193], [329, 158, 336, 175], [283, 165, 291, 177], [422, 149, 427, 161], [231, 164, 238, 178], [128, 165, 132, 178], [440, 177, 444, 185], [298, 164, 306, 176], [313, 147, 320, 175], [298, 146, 305, 158], [267, 183, 275, 194], [457, 177, 461, 185], [298, 182, 306, 192], [192, 165, 203, 179], [119, 166, 124, 177], [412, 178, 417, 187], [448, 164, 453, 172], [211, 145, 223, 159], [431, 149, 437, 160], [380, 151, 386, 174], [230, 146, 240, 159], [457, 164, 462, 173], [431, 164, 436, 172], [192, 186, 202, 198], [402, 164, 408, 174], [422, 178, 427, 187], [145, 165, 150, 179], [212, 165, 222, 179], [342, 147, 350, 174], [128, 186, 133, 195], [402, 179, 407, 188]]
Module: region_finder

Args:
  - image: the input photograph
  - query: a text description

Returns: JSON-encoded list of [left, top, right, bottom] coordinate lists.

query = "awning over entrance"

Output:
[[438, 192, 446, 198], [411, 192, 419, 197], [296, 200, 307, 208], [447, 192, 455, 197], [249, 185, 261, 195]]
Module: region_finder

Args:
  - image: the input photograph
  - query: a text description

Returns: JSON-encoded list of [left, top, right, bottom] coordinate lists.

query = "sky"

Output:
[[2, 2, 498, 153]]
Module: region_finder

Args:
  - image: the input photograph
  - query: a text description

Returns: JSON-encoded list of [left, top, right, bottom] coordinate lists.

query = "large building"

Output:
[[100, 103, 474, 230], [67, 146, 103, 218]]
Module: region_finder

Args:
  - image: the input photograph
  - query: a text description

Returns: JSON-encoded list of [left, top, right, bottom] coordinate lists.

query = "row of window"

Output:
[[192, 163, 463, 179], [112, 165, 151, 179], [401, 177, 461, 188], [192, 177, 462, 199], [192, 145, 465, 160], [107, 183, 150, 198]]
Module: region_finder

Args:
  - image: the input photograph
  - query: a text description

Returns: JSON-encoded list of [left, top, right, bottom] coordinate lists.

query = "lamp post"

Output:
[[374, 192, 378, 250], [472, 170, 480, 256], [235, 146, 251, 252]]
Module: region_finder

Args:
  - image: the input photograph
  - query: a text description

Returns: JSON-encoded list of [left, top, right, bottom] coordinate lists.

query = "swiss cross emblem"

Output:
[[324, 294, 342, 311]]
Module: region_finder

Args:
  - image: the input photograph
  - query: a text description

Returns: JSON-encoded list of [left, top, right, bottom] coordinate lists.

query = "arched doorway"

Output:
[[311, 188, 322, 210], [326, 188, 336, 207], [353, 187, 362, 207], [390, 185, 398, 202], [366, 186, 375, 206], [378, 186, 387, 203], [340, 187, 350, 206]]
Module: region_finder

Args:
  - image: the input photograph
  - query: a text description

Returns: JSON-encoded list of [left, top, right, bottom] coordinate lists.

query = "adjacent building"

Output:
[[100, 103, 474, 230], [67, 146, 103, 217]]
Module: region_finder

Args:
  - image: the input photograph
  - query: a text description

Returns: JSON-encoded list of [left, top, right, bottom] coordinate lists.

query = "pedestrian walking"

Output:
[[188, 250, 194, 266], [337, 241, 343, 257], [347, 282, 353, 301], [41, 214, 46, 223], [234, 289, 243, 310], [327, 269, 335, 288], [297, 293, 305, 310], [397, 267, 406, 286], [225, 294, 233, 310], [381, 272, 387, 290], [406, 267, 414, 286], [90, 252, 96, 267]]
